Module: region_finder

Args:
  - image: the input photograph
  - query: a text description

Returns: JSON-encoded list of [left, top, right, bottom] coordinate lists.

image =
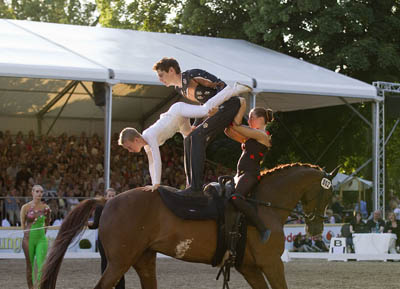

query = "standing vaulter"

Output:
[[225, 106, 274, 243], [153, 57, 252, 197], [20, 185, 51, 289]]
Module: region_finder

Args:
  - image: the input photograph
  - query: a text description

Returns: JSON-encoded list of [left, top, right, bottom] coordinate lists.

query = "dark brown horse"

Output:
[[40, 163, 338, 289]]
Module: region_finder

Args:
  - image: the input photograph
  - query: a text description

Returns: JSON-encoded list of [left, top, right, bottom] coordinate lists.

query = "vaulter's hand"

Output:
[[207, 107, 218, 117], [144, 184, 160, 192]]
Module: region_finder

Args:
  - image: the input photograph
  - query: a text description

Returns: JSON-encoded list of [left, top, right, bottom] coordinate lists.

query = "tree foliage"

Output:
[[0, 0, 97, 25], [95, 0, 180, 32]]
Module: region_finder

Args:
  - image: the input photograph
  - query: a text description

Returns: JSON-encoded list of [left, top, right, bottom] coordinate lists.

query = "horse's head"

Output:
[[301, 166, 340, 236]]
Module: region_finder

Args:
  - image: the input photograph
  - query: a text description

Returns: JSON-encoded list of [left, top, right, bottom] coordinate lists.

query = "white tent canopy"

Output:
[[0, 19, 378, 135], [0, 19, 380, 191]]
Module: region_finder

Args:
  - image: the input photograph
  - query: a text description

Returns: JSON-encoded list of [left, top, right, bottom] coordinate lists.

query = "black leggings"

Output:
[[235, 172, 259, 197], [231, 172, 266, 233], [184, 97, 241, 190]]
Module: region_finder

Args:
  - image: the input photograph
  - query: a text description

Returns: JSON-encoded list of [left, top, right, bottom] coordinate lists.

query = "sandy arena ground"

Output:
[[1, 258, 400, 289]]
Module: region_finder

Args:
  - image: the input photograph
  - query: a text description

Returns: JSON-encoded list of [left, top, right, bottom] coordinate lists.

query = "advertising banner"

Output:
[[284, 224, 342, 250], [1, 224, 343, 257], [0, 228, 96, 256]]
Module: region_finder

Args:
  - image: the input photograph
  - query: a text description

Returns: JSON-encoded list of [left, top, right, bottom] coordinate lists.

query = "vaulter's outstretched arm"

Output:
[[143, 138, 162, 191]]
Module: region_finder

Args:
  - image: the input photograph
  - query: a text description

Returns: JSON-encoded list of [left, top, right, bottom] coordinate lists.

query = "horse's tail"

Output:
[[40, 198, 106, 289]]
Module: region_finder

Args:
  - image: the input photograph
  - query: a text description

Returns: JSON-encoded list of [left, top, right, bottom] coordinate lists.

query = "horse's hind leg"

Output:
[[259, 257, 288, 289], [133, 249, 157, 289], [94, 261, 129, 289], [237, 265, 269, 289]]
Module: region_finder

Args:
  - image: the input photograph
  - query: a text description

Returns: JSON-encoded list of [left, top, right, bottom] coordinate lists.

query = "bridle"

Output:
[[246, 175, 332, 222], [302, 176, 332, 222]]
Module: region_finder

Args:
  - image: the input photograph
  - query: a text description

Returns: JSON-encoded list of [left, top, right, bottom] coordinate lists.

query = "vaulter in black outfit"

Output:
[[88, 191, 125, 289], [152, 57, 252, 197], [225, 106, 274, 243], [177, 69, 243, 196]]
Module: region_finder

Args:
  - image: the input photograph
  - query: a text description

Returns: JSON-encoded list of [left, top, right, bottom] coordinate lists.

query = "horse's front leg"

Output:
[[237, 264, 269, 289], [259, 256, 288, 289], [133, 249, 157, 289]]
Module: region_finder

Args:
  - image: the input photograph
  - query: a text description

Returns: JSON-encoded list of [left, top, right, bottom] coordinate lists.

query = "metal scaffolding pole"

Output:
[[372, 98, 385, 214], [372, 81, 400, 216]]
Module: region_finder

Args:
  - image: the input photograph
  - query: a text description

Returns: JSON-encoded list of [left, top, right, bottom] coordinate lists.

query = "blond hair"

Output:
[[118, 127, 141, 146], [32, 184, 44, 193]]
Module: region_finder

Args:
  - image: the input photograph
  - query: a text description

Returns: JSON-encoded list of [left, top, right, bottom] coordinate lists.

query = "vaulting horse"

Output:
[[40, 163, 338, 289]]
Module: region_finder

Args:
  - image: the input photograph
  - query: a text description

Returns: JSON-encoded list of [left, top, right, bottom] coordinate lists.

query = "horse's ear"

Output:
[[327, 165, 341, 180]]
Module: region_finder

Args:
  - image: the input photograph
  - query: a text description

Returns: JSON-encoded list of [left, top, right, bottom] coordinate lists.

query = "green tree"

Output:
[[0, 0, 97, 25], [96, 0, 180, 32], [178, 0, 249, 38], [243, 0, 400, 83]]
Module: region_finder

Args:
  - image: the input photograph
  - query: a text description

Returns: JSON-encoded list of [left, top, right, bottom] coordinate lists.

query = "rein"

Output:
[[243, 182, 328, 222], [245, 197, 320, 220]]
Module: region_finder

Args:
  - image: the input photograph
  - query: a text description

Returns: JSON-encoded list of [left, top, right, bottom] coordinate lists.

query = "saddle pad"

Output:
[[158, 186, 219, 220]]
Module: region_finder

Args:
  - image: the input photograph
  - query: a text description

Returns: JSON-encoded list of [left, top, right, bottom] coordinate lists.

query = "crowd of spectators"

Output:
[[0, 130, 234, 226], [286, 194, 400, 253], [340, 205, 400, 253]]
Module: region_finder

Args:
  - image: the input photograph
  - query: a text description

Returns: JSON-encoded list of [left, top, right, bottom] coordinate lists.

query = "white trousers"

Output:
[[167, 85, 234, 118]]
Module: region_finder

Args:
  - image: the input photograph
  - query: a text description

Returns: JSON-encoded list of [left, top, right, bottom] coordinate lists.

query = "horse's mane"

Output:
[[260, 162, 323, 177]]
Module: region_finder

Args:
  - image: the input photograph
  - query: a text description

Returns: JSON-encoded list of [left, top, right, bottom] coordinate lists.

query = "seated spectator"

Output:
[[384, 211, 400, 252], [389, 199, 400, 221], [292, 233, 314, 252], [313, 235, 329, 252], [350, 211, 369, 234], [324, 209, 336, 224], [5, 187, 21, 226], [331, 195, 344, 221], [366, 210, 385, 233], [344, 212, 369, 252]]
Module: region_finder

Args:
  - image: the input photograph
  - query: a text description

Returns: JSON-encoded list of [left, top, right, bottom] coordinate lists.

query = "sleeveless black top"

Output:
[[237, 138, 267, 175], [176, 69, 226, 104]]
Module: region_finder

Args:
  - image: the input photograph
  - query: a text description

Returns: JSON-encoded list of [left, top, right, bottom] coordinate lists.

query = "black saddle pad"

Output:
[[158, 186, 220, 220]]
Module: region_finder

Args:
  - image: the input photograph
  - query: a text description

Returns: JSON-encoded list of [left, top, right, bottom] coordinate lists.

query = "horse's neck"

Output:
[[257, 171, 310, 221]]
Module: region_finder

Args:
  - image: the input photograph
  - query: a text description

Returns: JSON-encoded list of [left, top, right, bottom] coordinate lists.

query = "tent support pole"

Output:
[[36, 80, 77, 136], [37, 117, 42, 136], [37, 81, 77, 118], [141, 91, 180, 129], [46, 82, 78, 135], [314, 113, 356, 164], [104, 82, 113, 191], [250, 92, 256, 110], [340, 97, 372, 128]]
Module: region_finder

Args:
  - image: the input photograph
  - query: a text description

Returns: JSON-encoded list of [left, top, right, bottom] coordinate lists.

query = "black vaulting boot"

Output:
[[231, 198, 271, 244]]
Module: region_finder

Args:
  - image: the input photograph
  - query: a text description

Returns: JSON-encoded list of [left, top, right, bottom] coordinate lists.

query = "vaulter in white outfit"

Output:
[[142, 89, 234, 188], [118, 84, 243, 191]]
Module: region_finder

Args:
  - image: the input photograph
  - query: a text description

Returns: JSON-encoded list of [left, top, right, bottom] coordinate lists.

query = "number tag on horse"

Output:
[[321, 178, 332, 189]]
